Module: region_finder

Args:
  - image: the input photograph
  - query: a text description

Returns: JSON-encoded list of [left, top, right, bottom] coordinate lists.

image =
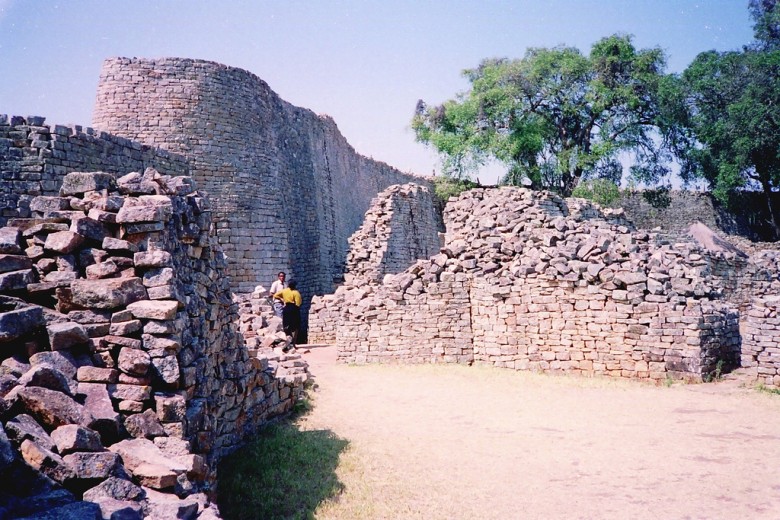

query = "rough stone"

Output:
[[51, 425, 103, 455], [69, 277, 147, 309]]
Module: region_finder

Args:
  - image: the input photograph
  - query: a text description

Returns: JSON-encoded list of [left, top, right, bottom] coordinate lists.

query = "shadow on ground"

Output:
[[217, 421, 348, 520]]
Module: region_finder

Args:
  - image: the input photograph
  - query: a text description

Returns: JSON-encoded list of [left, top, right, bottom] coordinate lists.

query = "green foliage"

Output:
[[641, 186, 672, 209], [218, 422, 348, 519], [750, 0, 780, 49], [671, 42, 780, 236], [756, 383, 780, 395], [431, 175, 480, 202], [570, 178, 621, 207], [412, 34, 670, 196]]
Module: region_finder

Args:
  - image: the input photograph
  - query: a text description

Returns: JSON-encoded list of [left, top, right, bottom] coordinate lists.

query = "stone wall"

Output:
[[0, 115, 188, 228], [0, 171, 306, 518], [92, 57, 432, 312], [310, 187, 745, 382], [618, 190, 780, 242], [344, 183, 442, 285], [741, 288, 780, 388]]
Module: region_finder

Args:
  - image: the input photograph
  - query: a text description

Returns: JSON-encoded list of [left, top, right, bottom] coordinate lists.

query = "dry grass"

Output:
[[220, 359, 780, 519]]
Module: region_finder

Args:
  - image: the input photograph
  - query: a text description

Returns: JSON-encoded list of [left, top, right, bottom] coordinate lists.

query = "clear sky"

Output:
[[0, 1, 755, 184]]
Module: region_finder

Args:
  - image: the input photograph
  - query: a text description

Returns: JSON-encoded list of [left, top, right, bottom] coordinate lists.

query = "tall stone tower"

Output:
[[93, 58, 429, 310]]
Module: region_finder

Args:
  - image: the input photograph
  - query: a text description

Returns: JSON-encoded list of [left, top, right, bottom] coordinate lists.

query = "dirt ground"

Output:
[[295, 345, 780, 520]]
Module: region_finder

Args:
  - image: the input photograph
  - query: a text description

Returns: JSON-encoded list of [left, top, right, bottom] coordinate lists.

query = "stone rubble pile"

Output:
[[0, 169, 307, 519], [233, 288, 310, 387], [310, 187, 745, 381]]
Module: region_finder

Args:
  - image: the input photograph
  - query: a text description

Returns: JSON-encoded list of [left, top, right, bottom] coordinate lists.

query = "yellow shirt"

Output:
[[274, 287, 302, 307]]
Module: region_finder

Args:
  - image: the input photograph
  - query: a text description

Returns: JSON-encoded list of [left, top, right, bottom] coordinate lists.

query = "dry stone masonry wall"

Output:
[[0, 115, 188, 228], [0, 170, 306, 519], [741, 287, 780, 387], [344, 183, 442, 285], [310, 187, 759, 382], [92, 57, 432, 312]]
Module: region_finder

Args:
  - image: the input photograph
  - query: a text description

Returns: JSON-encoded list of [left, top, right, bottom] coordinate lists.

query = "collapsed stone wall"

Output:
[[343, 183, 442, 285], [92, 57, 432, 312], [310, 187, 746, 382], [0, 170, 306, 518], [0, 115, 188, 228]]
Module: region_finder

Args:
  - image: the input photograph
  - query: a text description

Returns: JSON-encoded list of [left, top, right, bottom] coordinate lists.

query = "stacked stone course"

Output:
[[741, 286, 780, 387], [0, 115, 188, 228], [0, 170, 306, 518], [92, 57, 433, 321], [344, 183, 442, 285], [310, 187, 745, 382]]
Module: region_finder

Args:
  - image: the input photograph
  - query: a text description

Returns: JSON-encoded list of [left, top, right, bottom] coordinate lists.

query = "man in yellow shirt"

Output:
[[273, 279, 302, 346]]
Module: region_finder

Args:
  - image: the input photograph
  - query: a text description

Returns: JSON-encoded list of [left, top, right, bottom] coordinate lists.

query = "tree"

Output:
[[412, 35, 670, 196], [671, 3, 780, 238], [749, 0, 780, 49]]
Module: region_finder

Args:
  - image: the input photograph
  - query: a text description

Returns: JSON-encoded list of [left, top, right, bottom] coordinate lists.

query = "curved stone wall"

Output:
[[92, 57, 431, 319]]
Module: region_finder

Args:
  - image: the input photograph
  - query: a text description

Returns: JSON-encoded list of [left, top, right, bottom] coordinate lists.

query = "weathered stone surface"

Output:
[[77, 382, 121, 439], [134, 250, 172, 268], [0, 268, 36, 291], [76, 366, 118, 383], [17, 386, 94, 430], [85, 259, 119, 279], [15, 500, 101, 520], [19, 365, 73, 396], [124, 408, 166, 439], [102, 237, 138, 253], [142, 267, 175, 287], [51, 425, 103, 455], [151, 355, 180, 386], [0, 254, 32, 273], [142, 487, 199, 518], [63, 451, 121, 480], [126, 299, 178, 320], [43, 231, 84, 254], [154, 393, 186, 423], [69, 277, 147, 309], [82, 476, 144, 502], [0, 373, 18, 397], [116, 204, 168, 224], [4, 414, 55, 451], [46, 321, 89, 350], [107, 384, 152, 402], [29, 350, 81, 379], [0, 423, 17, 471], [20, 439, 75, 483], [118, 348, 151, 376], [109, 438, 186, 490], [60, 172, 117, 196], [93, 498, 144, 520], [0, 226, 23, 254], [0, 302, 44, 343], [70, 216, 108, 242]]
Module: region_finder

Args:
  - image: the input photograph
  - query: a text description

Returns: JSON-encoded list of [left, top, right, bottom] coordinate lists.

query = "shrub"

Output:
[[571, 178, 621, 207]]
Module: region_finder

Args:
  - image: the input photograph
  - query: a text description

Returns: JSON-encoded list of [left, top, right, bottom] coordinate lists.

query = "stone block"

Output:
[[60, 172, 116, 196], [69, 277, 147, 309]]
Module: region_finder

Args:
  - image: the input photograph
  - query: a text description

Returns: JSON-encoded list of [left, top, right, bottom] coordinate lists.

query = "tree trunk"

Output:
[[761, 179, 780, 240]]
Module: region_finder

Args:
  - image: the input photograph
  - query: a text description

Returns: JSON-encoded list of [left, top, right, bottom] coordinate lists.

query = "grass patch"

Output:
[[756, 383, 780, 396], [217, 421, 349, 520]]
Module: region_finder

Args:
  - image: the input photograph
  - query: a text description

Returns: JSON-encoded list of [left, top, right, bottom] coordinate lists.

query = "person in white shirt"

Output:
[[269, 271, 287, 318]]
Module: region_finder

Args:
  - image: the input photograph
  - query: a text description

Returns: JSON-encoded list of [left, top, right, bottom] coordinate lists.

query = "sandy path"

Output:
[[297, 346, 780, 520]]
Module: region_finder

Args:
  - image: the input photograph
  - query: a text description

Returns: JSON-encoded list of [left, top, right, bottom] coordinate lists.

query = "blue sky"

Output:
[[0, 1, 755, 183]]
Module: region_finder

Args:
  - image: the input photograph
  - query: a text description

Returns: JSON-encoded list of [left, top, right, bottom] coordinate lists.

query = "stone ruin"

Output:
[[310, 186, 780, 387], [2, 55, 780, 519], [0, 170, 307, 519]]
